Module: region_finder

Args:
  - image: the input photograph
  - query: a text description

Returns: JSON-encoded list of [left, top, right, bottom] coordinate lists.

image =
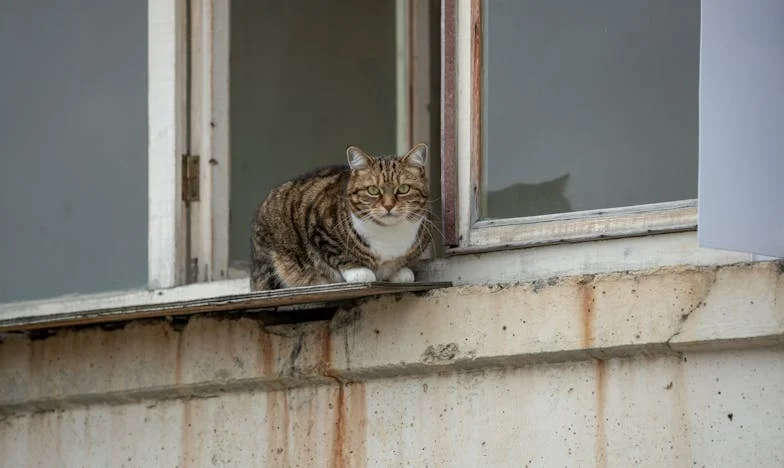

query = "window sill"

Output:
[[0, 282, 451, 333], [418, 231, 755, 287], [452, 200, 698, 255]]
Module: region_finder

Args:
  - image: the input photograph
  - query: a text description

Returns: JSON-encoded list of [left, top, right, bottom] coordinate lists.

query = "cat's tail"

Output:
[[250, 221, 282, 291], [250, 259, 281, 291]]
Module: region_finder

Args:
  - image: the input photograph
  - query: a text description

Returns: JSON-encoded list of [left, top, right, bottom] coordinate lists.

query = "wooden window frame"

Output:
[[148, 0, 188, 288], [150, 0, 230, 288], [440, 0, 698, 254]]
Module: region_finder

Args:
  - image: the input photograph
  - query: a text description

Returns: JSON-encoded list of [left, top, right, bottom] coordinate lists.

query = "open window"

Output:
[[440, 0, 700, 252], [187, 0, 437, 281], [439, 0, 782, 258], [0, 0, 446, 331]]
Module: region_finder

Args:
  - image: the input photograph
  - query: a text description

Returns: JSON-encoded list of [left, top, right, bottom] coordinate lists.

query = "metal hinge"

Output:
[[182, 154, 200, 202]]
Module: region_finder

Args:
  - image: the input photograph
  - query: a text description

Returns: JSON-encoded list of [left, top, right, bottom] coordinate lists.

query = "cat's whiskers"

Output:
[[397, 206, 445, 251]]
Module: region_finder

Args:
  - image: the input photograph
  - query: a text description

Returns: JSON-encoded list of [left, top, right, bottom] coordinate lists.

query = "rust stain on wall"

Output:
[[595, 360, 607, 468], [331, 384, 347, 468], [174, 331, 184, 385], [257, 327, 275, 376], [27, 339, 43, 398], [320, 319, 367, 468], [321, 324, 333, 371], [580, 282, 595, 348], [180, 399, 194, 468], [266, 389, 291, 467], [345, 382, 367, 467], [330, 382, 367, 468], [674, 355, 694, 463]]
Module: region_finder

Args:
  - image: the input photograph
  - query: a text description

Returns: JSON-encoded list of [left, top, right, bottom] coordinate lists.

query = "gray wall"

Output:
[[0, 1, 147, 302], [229, 0, 397, 261], [483, 0, 699, 217], [698, 0, 784, 258]]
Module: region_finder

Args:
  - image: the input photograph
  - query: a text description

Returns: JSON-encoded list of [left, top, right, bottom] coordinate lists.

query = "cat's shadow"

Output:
[[484, 173, 571, 219]]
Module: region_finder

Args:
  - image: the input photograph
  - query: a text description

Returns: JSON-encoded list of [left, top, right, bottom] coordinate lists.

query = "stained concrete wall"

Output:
[[1, 262, 783, 467]]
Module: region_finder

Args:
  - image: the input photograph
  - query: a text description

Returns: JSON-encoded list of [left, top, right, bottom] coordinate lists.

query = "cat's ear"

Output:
[[346, 146, 374, 170], [401, 143, 428, 167], [550, 173, 570, 190]]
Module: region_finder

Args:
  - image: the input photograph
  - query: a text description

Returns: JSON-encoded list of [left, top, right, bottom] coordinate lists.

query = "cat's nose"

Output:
[[381, 198, 396, 213]]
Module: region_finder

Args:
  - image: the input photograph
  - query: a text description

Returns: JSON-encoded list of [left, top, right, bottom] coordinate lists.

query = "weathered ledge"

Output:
[[0, 261, 782, 416]]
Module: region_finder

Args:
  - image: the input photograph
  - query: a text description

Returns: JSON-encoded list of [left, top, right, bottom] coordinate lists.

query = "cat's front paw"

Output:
[[388, 267, 415, 283], [341, 267, 377, 283]]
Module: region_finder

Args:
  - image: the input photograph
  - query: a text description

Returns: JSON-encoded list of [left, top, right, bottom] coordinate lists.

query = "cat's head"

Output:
[[345, 143, 429, 226]]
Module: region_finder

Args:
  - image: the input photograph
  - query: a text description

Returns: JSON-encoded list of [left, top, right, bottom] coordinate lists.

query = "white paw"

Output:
[[341, 267, 377, 283], [388, 267, 415, 283]]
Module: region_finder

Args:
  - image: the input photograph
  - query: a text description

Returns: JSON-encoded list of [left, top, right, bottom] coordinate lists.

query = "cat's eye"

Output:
[[367, 186, 381, 196], [396, 184, 410, 194]]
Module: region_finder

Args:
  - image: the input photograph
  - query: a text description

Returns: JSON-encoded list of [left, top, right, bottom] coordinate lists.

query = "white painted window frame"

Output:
[[441, 0, 698, 255], [148, 0, 188, 289], [150, 0, 230, 288], [187, 0, 231, 283], [0, 0, 247, 323]]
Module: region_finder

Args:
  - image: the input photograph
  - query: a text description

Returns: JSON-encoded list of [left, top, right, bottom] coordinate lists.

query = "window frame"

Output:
[[439, 0, 698, 254], [148, 0, 189, 289], [0, 0, 441, 328], [187, 0, 231, 283], [224, 0, 434, 275], [0, 0, 209, 321]]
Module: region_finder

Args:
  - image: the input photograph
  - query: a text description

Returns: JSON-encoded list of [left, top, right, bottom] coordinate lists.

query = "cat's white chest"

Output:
[[350, 214, 421, 262]]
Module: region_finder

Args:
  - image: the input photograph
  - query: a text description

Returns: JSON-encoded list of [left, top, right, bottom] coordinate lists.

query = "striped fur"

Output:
[[250, 144, 431, 290]]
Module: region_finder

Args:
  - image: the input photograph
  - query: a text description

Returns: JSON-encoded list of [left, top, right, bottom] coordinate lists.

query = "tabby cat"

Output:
[[250, 144, 431, 290]]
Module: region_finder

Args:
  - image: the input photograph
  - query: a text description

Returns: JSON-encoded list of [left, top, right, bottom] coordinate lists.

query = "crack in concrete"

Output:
[[665, 269, 719, 352]]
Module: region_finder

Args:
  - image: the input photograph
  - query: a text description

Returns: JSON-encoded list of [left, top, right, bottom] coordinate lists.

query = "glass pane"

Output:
[[481, 0, 699, 220], [229, 0, 397, 262], [0, 1, 147, 302]]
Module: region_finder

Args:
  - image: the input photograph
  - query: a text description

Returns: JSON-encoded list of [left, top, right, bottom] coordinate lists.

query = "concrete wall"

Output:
[[0, 0, 148, 302], [1, 261, 782, 467]]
